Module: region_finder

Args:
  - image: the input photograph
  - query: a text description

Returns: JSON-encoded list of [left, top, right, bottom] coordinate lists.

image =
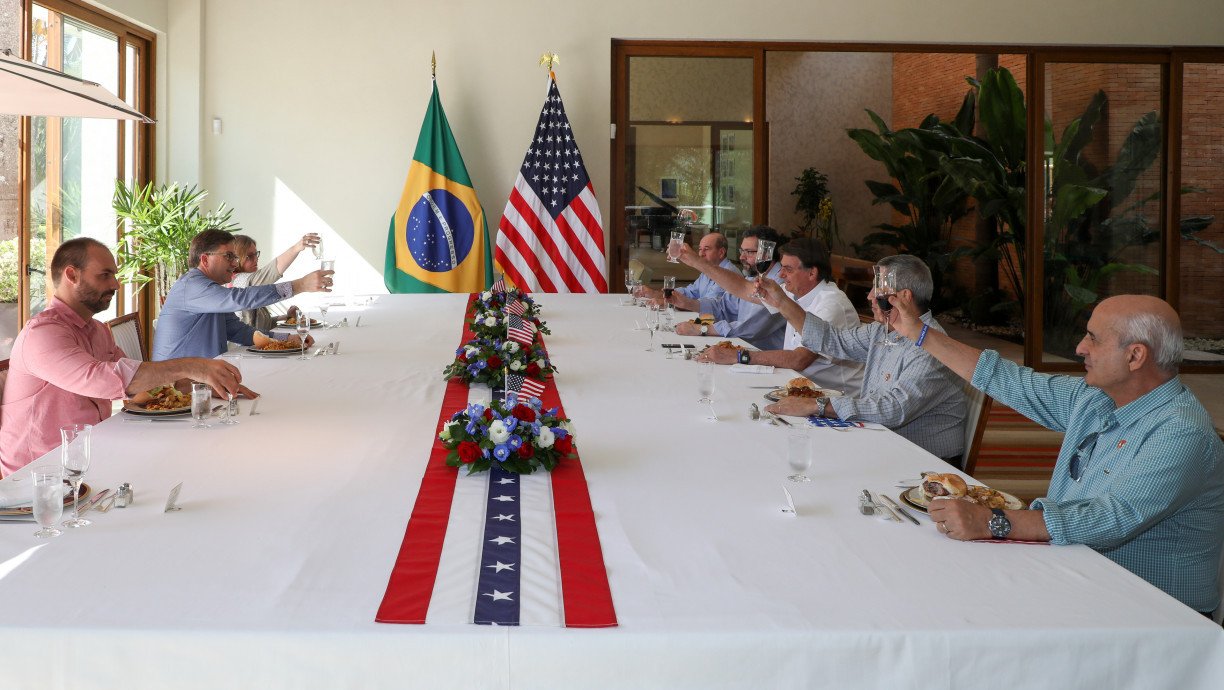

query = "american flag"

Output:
[[507, 314, 536, 346], [495, 75, 607, 293], [506, 372, 547, 399], [504, 299, 527, 317], [490, 274, 507, 293]]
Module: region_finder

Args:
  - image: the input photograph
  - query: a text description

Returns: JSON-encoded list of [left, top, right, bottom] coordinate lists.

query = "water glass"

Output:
[[666, 230, 685, 264], [60, 424, 91, 528], [697, 362, 715, 404], [219, 354, 243, 424], [662, 275, 677, 301], [787, 429, 813, 482], [191, 383, 213, 429], [622, 268, 635, 306], [312, 238, 325, 260], [32, 471, 64, 539]]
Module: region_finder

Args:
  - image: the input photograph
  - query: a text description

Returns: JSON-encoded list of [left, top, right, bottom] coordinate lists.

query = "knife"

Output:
[[866, 490, 900, 522], [880, 494, 920, 525], [76, 489, 112, 517]]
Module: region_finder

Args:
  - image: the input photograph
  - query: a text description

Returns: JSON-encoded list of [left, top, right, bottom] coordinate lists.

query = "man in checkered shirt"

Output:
[[891, 291, 1224, 616]]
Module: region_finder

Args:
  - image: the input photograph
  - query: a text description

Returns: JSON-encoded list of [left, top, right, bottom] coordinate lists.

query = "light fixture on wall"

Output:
[[212, 117, 223, 134]]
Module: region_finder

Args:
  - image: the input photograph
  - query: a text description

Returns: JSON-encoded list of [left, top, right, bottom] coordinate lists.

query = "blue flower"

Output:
[[504, 392, 520, 408], [474, 360, 487, 371], [465, 403, 486, 417], [465, 419, 479, 435], [493, 444, 511, 462], [546, 407, 559, 417], [554, 427, 569, 439], [507, 435, 523, 451], [503, 416, 519, 433]]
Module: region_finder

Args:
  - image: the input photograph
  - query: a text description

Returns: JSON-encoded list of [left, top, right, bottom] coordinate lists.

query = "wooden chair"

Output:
[[0, 358, 8, 435], [106, 313, 146, 361], [961, 382, 994, 476]]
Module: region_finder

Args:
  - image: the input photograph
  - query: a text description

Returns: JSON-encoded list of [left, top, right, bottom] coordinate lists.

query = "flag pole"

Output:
[[431, 51, 436, 80]]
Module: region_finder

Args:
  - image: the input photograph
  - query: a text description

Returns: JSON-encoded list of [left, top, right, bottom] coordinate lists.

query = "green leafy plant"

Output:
[[790, 168, 842, 252], [847, 97, 977, 310], [0, 237, 47, 302], [112, 181, 238, 299]]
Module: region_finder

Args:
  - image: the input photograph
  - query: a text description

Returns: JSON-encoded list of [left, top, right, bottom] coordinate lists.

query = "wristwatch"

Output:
[[988, 508, 1012, 539], [700, 325, 709, 335], [814, 395, 830, 417], [737, 350, 751, 364]]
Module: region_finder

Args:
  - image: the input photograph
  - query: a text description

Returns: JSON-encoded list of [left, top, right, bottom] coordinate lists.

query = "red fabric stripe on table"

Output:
[[536, 340, 618, 628], [375, 295, 478, 624]]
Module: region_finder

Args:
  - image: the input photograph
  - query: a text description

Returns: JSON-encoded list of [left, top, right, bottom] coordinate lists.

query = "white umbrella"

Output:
[[0, 48, 153, 122]]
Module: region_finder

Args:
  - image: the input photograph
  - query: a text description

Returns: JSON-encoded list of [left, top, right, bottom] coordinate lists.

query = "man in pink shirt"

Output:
[[0, 238, 242, 475]]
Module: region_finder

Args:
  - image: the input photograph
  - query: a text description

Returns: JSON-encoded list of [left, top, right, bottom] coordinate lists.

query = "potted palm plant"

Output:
[[112, 181, 238, 303]]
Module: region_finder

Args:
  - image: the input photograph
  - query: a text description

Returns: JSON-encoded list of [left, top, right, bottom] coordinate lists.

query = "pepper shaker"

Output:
[[115, 482, 133, 508]]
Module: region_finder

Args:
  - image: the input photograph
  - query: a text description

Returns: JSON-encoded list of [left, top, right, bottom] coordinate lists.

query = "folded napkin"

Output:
[[728, 364, 775, 374], [0, 482, 33, 509]]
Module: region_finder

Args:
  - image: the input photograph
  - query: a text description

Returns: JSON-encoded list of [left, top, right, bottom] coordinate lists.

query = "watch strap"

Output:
[[738, 350, 751, 364]]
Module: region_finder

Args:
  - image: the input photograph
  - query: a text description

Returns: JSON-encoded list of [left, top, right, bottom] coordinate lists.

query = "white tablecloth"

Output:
[[0, 294, 1221, 689]]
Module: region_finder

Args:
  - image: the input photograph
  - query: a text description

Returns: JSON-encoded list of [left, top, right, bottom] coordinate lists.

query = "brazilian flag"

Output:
[[385, 81, 493, 293]]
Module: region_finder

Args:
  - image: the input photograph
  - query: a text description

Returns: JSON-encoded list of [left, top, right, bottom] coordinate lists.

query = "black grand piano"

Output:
[[626, 186, 680, 249]]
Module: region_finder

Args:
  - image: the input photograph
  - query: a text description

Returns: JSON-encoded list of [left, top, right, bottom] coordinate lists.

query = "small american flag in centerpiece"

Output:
[[507, 314, 536, 346], [506, 372, 546, 399]]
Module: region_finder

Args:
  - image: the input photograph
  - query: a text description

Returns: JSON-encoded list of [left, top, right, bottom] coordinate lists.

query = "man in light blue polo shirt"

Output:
[[152, 229, 333, 361], [639, 232, 735, 305], [892, 292, 1224, 616]]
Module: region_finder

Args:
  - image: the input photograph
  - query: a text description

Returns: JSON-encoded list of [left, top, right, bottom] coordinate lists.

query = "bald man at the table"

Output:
[[890, 290, 1224, 617]]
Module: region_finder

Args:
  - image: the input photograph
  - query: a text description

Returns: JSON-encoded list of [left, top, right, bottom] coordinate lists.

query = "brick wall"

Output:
[[892, 56, 1224, 337]]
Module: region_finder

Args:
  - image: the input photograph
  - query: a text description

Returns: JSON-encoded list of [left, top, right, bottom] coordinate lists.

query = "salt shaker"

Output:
[[115, 482, 133, 508]]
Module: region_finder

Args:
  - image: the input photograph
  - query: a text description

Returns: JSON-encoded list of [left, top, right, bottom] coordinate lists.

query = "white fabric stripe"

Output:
[[425, 385, 493, 624], [516, 471, 562, 626], [498, 201, 560, 291], [502, 179, 601, 293], [559, 188, 607, 269]]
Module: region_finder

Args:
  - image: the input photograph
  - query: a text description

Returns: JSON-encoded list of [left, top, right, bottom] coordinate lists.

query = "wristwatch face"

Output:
[[700, 325, 708, 335], [988, 509, 1011, 539]]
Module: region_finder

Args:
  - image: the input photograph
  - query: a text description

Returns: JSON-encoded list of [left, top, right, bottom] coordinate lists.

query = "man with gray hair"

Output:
[[758, 254, 967, 463], [889, 291, 1224, 617]]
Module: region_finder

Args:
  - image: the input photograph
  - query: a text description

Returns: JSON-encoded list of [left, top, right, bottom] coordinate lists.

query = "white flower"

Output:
[[536, 426, 555, 448], [483, 316, 497, 327], [534, 358, 547, 368], [488, 420, 510, 444], [504, 341, 520, 353], [509, 360, 523, 371], [481, 291, 493, 301], [464, 345, 479, 357], [560, 420, 575, 437], [439, 421, 458, 441]]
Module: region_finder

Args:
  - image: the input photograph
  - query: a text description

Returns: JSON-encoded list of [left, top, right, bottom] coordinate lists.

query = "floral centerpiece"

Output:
[[442, 337, 555, 387], [469, 289, 547, 325], [468, 308, 551, 339], [440, 393, 576, 474]]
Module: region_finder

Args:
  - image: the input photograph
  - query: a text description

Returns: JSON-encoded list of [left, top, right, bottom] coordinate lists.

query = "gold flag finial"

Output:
[[538, 52, 560, 73], [431, 51, 436, 79]]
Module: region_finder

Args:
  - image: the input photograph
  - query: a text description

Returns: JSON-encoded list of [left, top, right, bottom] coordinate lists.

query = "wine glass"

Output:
[[312, 237, 325, 260], [59, 424, 91, 528], [666, 230, 685, 264], [662, 275, 676, 301], [191, 382, 213, 429], [318, 302, 329, 327], [645, 304, 661, 351], [32, 471, 64, 539], [295, 307, 312, 360], [751, 240, 777, 299], [219, 354, 243, 424], [787, 429, 813, 482], [622, 269, 635, 306], [873, 265, 898, 346]]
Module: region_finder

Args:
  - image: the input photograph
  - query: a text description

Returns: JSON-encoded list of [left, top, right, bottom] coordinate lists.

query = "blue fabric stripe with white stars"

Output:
[[473, 465, 522, 625]]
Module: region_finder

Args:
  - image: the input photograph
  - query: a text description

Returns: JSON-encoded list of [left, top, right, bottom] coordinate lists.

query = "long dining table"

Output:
[[0, 293, 1221, 689]]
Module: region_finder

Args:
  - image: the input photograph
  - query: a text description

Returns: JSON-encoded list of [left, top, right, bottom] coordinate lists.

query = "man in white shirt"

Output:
[[690, 238, 864, 394]]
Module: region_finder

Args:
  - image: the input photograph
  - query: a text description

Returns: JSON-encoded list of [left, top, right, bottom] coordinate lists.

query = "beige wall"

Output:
[[766, 51, 893, 251], [96, 0, 1224, 292]]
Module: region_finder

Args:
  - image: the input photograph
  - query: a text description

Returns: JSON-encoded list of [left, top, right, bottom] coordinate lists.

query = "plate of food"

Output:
[[280, 315, 322, 328], [122, 385, 191, 416], [248, 331, 306, 355], [764, 377, 844, 403], [899, 473, 1026, 513], [0, 482, 91, 517]]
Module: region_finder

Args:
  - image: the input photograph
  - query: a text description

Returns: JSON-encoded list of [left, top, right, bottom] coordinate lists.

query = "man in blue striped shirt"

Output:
[[891, 292, 1224, 615]]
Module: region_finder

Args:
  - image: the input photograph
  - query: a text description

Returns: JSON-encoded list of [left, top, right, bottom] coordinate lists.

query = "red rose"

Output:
[[512, 405, 537, 423], [457, 352, 468, 362], [517, 444, 534, 459], [525, 362, 541, 377], [457, 441, 481, 464], [487, 355, 503, 370], [554, 436, 573, 454], [483, 408, 494, 421]]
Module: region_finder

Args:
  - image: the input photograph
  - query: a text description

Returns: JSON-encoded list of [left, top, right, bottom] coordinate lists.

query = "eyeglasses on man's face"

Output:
[[242, 250, 261, 262], [739, 245, 759, 255], [205, 251, 240, 264]]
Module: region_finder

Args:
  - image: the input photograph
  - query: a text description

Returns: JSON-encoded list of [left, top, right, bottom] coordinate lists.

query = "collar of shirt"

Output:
[[1111, 376, 1185, 428], [43, 295, 89, 329]]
